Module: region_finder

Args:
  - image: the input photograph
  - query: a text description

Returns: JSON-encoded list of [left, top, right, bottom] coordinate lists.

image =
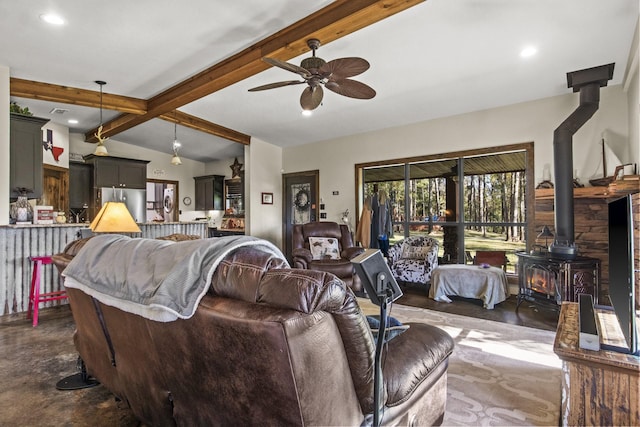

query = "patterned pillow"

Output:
[[401, 242, 430, 260], [308, 237, 340, 260]]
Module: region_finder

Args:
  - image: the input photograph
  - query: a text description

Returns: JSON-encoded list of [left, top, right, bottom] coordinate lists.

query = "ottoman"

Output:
[[429, 264, 509, 309]]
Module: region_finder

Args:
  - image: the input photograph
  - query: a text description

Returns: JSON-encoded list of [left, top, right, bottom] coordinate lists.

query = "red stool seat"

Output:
[[27, 255, 67, 327]]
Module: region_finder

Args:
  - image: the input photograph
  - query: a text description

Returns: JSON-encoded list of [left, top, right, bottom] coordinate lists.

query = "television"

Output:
[[604, 194, 638, 355], [351, 249, 403, 306]]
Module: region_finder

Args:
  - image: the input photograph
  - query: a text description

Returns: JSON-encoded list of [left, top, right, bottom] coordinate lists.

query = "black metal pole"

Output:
[[373, 271, 391, 427]]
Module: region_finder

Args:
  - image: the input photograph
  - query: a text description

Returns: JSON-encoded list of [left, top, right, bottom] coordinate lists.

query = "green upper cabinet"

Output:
[[9, 113, 49, 199], [194, 175, 224, 211]]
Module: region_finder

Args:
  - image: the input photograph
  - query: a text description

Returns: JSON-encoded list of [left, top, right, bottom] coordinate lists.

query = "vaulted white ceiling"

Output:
[[1, 0, 637, 162]]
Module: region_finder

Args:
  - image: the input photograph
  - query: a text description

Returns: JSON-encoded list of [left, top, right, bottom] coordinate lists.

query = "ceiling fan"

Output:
[[248, 38, 376, 111]]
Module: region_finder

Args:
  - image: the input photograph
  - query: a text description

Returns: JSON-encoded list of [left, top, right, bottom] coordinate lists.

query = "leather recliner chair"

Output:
[[291, 221, 364, 292], [52, 238, 455, 426]]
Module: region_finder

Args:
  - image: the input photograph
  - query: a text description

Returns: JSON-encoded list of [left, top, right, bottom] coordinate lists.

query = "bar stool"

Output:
[[27, 255, 67, 327]]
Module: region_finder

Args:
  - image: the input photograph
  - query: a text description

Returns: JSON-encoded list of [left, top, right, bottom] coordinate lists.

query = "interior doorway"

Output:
[[282, 170, 319, 262], [146, 179, 179, 222]]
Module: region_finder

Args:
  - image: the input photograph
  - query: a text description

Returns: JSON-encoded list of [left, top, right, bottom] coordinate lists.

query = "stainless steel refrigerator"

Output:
[[99, 187, 146, 223]]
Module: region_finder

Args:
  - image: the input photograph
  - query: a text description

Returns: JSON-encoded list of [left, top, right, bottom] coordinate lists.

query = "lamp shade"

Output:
[[94, 143, 108, 156], [537, 225, 554, 238], [90, 202, 141, 233]]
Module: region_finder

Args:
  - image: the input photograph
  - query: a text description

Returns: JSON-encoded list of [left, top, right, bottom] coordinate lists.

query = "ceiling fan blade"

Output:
[[325, 78, 376, 99], [248, 80, 305, 92], [300, 85, 324, 110], [320, 57, 370, 79], [263, 57, 311, 79]]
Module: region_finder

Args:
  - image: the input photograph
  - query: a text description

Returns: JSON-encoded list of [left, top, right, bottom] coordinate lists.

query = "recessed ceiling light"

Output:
[[67, 119, 78, 124], [40, 13, 65, 25], [520, 46, 537, 58]]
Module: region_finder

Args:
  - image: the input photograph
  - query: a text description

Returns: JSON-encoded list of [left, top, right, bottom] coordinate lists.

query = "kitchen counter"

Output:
[[0, 221, 208, 317], [209, 227, 245, 237]]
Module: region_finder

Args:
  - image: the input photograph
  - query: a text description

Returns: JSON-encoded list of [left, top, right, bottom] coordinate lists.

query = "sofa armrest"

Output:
[[292, 247, 312, 268], [383, 322, 454, 406], [342, 246, 365, 260]]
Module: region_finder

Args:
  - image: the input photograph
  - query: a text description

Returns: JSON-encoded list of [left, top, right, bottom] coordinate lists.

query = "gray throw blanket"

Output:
[[62, 234, 288, 322]]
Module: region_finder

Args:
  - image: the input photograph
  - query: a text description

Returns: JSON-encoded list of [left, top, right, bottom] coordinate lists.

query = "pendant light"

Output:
[[93, 80, 108, 156], [171, 112, 182, 165]]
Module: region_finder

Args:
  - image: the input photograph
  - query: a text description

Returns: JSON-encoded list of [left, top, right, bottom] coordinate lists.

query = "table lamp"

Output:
[[537, 225, 553, 250], [90, 202, 141, 233]]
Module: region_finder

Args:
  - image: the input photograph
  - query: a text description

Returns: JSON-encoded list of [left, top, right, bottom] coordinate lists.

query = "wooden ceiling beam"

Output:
[[10, 78, 250, 143], [85, 0, 425, 142], [10, 77, 147, 114], [159, 110, 250, 145]]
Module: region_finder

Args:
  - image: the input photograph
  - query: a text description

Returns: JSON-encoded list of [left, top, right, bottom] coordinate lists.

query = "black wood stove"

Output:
[[516, 252, 600, 310]]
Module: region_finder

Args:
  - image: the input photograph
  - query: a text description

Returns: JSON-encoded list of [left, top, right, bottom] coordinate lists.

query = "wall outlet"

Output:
[[320, 212, 327, 219]]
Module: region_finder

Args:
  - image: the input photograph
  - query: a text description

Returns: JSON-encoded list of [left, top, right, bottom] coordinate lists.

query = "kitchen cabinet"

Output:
[[194, 175, 224, 211], [84, 155, 149, 189], [69, 162, 93, 209], [9, 113, 50, 199]]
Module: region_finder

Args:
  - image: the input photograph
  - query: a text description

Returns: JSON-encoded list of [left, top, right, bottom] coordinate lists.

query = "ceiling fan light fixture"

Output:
[[249, 38, 375, 110], [301, 109, 313, 117]]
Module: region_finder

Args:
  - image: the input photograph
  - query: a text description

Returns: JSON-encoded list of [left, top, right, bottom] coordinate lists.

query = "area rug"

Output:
[[386, 303, 561, 426]]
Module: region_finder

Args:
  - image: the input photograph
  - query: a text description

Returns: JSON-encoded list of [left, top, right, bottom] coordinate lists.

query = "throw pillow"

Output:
[[401, 242, 430, 259], [308, 237, 340, 260]]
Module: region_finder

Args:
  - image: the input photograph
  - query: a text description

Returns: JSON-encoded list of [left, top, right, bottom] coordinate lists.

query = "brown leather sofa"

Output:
[[292, 221, 364, 293], [53, 237, 454, 426]]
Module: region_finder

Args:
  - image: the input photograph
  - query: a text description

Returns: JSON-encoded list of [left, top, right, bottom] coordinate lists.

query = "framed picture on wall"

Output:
[[262, 192, 273, 205]]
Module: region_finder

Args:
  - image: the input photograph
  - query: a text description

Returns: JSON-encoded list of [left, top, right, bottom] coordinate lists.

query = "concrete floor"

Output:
[[0, 307, 140, 426], [0, 290, 557, 426]]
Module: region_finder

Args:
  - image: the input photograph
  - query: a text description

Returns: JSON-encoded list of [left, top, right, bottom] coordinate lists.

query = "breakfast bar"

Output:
[[0, 222, 207, 317]]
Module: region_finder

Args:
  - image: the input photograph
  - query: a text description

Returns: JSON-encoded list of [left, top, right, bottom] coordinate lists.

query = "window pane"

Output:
[[463, 171, 525, 223], [463, 226, 525, 273], [408, 159, 457, 224]]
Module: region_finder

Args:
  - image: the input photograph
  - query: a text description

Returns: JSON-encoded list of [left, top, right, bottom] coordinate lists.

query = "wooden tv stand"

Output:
[[553, 302, 639, 426]]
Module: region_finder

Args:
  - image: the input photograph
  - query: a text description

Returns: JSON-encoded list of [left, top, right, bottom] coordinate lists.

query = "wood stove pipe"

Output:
[[550, 63, 614, 258]]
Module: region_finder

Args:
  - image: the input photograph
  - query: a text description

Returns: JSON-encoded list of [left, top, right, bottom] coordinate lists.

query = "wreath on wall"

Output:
[[294, 189, 310, 211]]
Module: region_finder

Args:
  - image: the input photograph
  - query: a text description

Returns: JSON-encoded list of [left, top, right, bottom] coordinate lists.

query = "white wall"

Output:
[[627, 19, 640, 167], [0, 65, 9, 225], [283, 84, 630, 223], [245, 138, 283, 248]]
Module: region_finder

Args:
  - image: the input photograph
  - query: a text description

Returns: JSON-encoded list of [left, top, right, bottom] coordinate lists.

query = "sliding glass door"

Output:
[[357, 144, 533, 273]]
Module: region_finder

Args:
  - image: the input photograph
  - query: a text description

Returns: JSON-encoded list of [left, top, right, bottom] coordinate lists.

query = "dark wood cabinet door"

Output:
[[213, 176, 224, 210], [195, 178, 206, 211], [93, 158, 120, 188], [86, 155, 149, 189], [69, 162, 93, 208], [194, 175, 224, 211], [118, 162, 147, 189], [9, 114, 49, 198]]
